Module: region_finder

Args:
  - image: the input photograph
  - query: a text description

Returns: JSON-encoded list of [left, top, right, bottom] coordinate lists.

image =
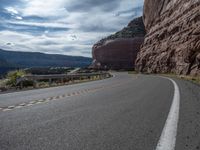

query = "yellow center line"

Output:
[[0, 76, 139, 112]]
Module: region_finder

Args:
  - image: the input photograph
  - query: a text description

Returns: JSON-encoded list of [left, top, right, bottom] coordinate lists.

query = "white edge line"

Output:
[[156, 77, 180, 150]]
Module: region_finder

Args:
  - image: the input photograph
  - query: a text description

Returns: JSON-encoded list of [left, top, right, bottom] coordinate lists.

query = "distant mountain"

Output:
[[0, 49, 92, 75], [0, 57, 16, 75], [0, 58, 11, 67]]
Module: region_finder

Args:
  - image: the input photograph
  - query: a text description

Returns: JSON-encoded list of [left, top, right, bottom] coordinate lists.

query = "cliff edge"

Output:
[[91, 17, 145, 70], [135, 0, 200, 76]]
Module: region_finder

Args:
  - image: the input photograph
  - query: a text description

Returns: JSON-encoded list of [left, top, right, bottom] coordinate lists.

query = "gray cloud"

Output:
[[65, 0, 121, 12], [116, 6, 142, 16], [0, 0, 144, 57]]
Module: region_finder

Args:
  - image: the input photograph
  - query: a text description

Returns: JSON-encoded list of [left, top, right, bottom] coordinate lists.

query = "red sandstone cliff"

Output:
[[135, 0, 200, 75], [91, 17, 145, 70]]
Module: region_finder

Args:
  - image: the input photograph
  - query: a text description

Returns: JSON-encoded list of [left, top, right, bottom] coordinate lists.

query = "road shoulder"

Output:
[[174, 79, 200, 150]]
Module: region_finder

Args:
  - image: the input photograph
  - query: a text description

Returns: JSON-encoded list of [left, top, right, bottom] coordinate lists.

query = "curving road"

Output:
[[0, 73, 199, 150]]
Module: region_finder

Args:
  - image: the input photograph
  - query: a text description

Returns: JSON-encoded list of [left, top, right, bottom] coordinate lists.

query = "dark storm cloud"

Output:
[[0, 10, 12, 20], [62, 46, 78, 52], [80, 24, 118, 32], [22, 16, 47, 22], [66, 0, 121, 12], [116, 6, 143, 16], [0, 22, 70, 36]]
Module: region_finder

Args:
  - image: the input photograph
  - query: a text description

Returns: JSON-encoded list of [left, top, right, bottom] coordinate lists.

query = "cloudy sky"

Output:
[[0, 0, 144, 57]]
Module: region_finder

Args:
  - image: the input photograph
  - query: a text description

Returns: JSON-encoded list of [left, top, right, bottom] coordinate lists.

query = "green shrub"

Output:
[[6, 70, 26, 87]]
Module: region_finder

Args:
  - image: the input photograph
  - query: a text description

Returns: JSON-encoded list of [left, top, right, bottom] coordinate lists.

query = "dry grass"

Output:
[[128, 71, 138, 74], [177, 75, 200, 85], [128, 71, 200, 85], [160, 73, 200, 85], [0, 79, 8, 87]]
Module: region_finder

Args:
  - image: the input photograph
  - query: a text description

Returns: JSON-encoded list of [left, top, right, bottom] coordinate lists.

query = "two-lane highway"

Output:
[[0, 73, 199, 150]]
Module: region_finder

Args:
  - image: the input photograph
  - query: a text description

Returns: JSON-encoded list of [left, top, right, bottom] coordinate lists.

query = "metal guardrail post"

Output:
[[20, 81, 23, 89], [49, 78, 52, 86], [61, 78, 64, 84], [33, 80, 37, 88]]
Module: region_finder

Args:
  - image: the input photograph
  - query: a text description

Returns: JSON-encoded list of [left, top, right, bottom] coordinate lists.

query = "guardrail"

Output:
[[16, 72, 111, 88]]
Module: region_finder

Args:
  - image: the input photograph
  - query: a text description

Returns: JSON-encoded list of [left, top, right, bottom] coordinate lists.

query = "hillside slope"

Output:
[[91, 17, 145, 70], [0, 49, 92, 68]]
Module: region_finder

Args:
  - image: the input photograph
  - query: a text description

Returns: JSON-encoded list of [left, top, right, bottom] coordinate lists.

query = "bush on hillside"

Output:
[[6, 70, 26, 87]]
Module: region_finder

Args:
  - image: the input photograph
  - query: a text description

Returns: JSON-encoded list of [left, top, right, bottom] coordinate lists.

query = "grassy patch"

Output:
[[6, 70, 26, 87], [128, 71, 139, 74], [128, 71, 200, 85], [0, 79, 8, 87], [160, 74, 200, 85]]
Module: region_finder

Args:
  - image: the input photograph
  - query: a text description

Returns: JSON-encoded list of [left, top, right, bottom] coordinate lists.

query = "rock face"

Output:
[[91, 17, 145, 70], [135, 0, 200, 76]]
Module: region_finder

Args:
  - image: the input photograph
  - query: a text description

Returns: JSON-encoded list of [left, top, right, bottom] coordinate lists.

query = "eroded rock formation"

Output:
[[135, 0, 200, 76], [91, 17, 145, 70]]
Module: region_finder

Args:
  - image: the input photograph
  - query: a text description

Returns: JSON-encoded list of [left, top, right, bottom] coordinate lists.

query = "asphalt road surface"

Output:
[[0, 73, 199, 150]]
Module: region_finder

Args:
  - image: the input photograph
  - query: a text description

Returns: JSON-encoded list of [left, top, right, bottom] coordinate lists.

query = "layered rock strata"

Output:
[[91, 17, 145, 70], [135, 0, 200, 75]]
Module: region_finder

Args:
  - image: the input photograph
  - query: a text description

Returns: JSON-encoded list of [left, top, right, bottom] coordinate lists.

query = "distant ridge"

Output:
[[0, 49, 92, 74]]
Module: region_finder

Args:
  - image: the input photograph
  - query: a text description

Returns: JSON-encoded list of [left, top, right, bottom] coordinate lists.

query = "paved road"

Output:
[[0, 73, 199, 150]]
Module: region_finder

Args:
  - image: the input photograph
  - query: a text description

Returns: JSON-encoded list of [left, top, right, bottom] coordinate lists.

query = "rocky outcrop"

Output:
[[91, 17, 145, 70], [135, 0, 200, 76]]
